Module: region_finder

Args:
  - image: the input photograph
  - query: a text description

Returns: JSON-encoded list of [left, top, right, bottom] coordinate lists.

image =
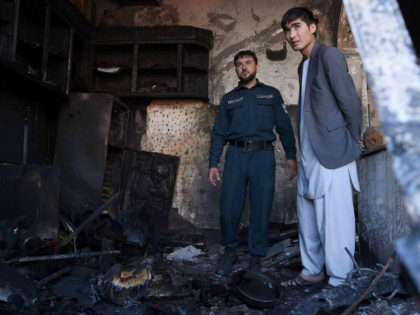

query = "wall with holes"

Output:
[[140, 100, 220, 227]]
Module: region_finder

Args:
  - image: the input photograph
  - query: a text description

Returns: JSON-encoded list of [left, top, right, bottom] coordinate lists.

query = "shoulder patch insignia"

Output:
[[282, 103, 288, 114]]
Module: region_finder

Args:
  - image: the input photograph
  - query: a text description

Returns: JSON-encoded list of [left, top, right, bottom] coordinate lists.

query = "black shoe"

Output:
[[248, 255, 261, 272], [216, 247, 237, 276]]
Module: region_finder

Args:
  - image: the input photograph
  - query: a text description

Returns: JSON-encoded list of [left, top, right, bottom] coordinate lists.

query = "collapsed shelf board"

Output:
[[92, 26, 213, 100]]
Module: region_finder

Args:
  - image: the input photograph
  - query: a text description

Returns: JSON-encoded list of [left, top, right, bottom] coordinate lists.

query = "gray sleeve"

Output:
[[322, 47, 362, 141]]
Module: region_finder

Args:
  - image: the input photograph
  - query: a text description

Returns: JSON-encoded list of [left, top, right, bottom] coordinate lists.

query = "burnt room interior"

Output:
[[0, 0, 419, 314]]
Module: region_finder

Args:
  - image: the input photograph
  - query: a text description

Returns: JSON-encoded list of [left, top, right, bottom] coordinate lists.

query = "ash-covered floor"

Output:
[[0, 210, 418, 314]]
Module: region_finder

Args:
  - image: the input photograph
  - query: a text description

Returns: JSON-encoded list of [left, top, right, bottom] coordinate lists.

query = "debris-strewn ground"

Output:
[[0, 213, 418, 314]]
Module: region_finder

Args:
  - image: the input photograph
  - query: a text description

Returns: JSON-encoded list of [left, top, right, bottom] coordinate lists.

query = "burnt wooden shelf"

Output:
[[0, 0, 92, 96], [137, 67, 177, 74], [92, 26, 213, 100], [0, 57, 68, 100], [93, 89, 209, 100], [183, 66, 208, 73], [94, 26, 212, 49], [114, 91, 209, 100], [17, 39, 67, 61], [0, 0, 91, 167]]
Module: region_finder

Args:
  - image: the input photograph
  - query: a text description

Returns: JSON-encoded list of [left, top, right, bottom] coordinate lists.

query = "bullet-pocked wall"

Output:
[[140, 100, 219, 226], [95, 0, 343, 228]]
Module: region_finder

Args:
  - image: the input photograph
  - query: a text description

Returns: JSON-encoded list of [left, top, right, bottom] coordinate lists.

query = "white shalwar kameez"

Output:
[[297, 58, 360, 286]]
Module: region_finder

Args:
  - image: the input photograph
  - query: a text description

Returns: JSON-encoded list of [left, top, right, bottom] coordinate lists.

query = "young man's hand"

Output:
[[285, 160, 297, 180], [208, 167, 221, 186]]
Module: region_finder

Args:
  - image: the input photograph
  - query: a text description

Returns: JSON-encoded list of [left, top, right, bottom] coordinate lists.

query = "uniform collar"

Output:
[[233, 79, 264, 92]]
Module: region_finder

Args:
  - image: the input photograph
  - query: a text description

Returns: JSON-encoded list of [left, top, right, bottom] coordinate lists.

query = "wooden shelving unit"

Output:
[[0, 0, 92, 165], [92, 26, 213, 100], [0, 0, 92, 96]]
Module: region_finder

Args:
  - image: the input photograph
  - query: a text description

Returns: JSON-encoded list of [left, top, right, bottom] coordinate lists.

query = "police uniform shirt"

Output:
[[209, 80, 296, 168]]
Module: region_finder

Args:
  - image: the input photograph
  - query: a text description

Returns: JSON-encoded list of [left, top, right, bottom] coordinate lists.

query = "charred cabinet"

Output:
[[0, 0, 91, 164], [0, 0, 91, 96], [0, 0, 91, 237], [92, 26, 213, 100], [54, 93, 130, 216]]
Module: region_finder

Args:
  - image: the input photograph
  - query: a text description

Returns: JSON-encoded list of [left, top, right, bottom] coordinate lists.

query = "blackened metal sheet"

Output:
[[123, 150, 179, 234], [0, 164, 59, 239], [54, 93, 114, 214]]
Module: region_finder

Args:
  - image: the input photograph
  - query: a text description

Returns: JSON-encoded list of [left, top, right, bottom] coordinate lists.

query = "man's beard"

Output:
[[239, 71, 256, 84]]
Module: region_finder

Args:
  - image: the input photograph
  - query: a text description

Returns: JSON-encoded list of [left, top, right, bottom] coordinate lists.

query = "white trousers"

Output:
[[297, 166, 355, 286]]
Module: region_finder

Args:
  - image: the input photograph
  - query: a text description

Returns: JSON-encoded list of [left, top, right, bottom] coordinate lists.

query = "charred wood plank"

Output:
[[37, 266, 72, 287], [264, 239, 291, 260], [263, 245, 300, 268], [9, 250, 120, 263], [268, 229, 298, 242]]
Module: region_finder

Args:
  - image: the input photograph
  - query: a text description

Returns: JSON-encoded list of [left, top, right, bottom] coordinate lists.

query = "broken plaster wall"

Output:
[[95, 0, 343, 228]]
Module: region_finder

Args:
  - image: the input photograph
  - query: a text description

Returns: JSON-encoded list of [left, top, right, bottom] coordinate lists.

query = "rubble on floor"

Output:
[[0, 210, 417, 314]]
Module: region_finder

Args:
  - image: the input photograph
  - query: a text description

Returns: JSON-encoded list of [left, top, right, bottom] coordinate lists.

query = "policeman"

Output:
[[208, 50, 297, 275]]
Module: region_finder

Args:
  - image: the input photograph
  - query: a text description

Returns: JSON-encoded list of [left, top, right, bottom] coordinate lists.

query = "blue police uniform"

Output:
[[209, 80, 296, 256]]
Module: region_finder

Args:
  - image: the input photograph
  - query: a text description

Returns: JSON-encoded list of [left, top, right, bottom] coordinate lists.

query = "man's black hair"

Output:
[[281, 7, 319, 32], [234, 50, 258, 65]]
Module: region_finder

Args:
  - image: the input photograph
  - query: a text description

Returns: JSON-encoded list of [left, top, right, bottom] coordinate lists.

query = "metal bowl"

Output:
[[232, 270, 280, 309]]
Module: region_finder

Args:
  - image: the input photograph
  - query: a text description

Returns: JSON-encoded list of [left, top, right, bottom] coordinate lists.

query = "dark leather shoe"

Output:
[[216, 247, 237, 276], [248, 255, 261, 272]]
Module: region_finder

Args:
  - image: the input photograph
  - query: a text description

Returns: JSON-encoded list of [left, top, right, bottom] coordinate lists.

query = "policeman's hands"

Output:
[[208, 167, 221, 186], [285, 160, 297, 180]]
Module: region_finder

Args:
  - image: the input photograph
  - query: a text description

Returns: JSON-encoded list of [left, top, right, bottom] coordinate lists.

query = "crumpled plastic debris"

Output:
[[166, 245, 203, 262]]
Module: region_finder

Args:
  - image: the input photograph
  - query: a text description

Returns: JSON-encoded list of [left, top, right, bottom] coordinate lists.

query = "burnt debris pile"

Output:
[[0, 213, 417, 314]]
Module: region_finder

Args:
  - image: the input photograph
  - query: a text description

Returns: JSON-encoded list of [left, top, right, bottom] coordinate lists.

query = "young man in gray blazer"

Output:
[[281, 7, 362, 287]]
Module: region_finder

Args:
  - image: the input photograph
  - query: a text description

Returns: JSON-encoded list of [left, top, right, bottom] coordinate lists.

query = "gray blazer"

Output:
[[298, 41, 362, 169]]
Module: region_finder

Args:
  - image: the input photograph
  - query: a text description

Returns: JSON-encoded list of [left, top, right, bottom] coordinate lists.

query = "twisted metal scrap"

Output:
[[343, 0, 420, 291]]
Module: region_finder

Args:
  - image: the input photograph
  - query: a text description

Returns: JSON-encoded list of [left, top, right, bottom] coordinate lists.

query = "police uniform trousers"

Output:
[[219, 145, 275, 256], [298, 162, 357, 286]]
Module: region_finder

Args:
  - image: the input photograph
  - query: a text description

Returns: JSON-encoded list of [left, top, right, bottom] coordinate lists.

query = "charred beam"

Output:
[[37, 266, 72, 287], [12, 250, 120, 263]]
